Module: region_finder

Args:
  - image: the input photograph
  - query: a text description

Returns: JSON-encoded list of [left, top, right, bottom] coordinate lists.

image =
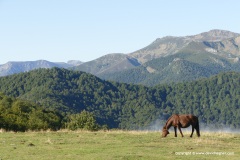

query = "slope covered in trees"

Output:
[[0, 93, 62, 131], [0, 68, 239, 130], [157, 72, 240, 129], [0, 92, 102, 131]]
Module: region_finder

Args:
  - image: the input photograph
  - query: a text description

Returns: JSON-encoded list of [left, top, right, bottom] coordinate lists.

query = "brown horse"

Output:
[[162, 114, 200, 138]]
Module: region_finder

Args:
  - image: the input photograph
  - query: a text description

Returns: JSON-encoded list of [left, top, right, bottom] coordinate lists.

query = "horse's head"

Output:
[[162, 127, 169, 137]]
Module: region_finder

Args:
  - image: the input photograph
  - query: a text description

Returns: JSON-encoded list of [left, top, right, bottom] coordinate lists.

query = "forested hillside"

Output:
[[0, 93, 62, 131], [157, 72, 240, 129], [0, 68, 239, 130]]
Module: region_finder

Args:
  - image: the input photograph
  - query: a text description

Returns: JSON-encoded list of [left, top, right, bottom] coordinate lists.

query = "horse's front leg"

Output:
[[177, 126, 184, 137], [174, 127, 177, 137]]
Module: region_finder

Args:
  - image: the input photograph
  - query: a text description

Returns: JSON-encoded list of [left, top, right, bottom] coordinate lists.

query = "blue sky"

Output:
[[0, 0, 239, 64]]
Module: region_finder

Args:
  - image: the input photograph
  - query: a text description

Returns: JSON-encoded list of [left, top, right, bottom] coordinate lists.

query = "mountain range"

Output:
[[0, 60, 83, 77], [75, 29, 240, 85], [1, 29, 240, 85]]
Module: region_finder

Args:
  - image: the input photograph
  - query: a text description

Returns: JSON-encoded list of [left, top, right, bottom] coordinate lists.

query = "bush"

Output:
[[66, 110, 100, 131]]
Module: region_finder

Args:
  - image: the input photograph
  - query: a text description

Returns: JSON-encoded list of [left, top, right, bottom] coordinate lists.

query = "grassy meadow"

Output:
[[0, 130, 239, 160]]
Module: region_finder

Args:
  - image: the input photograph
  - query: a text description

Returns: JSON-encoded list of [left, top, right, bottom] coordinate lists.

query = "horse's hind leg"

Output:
[[190, 125, 194, 138], [196, 126, 200, 137]]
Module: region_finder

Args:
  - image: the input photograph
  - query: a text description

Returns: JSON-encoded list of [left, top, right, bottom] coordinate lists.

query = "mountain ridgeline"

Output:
[[1, 29, 240, 86], [0, 60, 83, 77], [74, 29, 240, 85], [0, 68, 239, 130]]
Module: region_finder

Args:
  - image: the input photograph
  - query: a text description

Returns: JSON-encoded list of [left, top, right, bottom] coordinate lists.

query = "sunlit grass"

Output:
[[0, 130, 239, 160]]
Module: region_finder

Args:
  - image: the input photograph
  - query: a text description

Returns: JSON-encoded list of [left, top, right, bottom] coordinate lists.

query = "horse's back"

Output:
[[178, 114, 198, 127]]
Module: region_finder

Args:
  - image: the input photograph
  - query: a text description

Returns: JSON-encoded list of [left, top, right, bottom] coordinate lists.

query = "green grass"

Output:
[[0, 130, 239, 160]]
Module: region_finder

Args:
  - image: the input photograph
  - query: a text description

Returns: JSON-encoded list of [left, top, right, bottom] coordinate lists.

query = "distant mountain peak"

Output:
[[130, 29, 240, 63], [208, 29, 237, 34], [73, 53, 141, 75], [190, 29, 240, 42]]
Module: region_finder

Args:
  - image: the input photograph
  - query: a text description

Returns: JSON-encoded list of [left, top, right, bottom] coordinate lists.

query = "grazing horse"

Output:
[[162, 114, 200, 138]]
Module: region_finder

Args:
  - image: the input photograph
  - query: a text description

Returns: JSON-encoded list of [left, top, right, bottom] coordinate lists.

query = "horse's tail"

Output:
[[196, 117, 200, 137]]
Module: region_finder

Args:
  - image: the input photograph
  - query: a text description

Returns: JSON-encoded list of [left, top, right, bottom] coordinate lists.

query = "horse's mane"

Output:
[[164, 115, 173, 126], [164, 114, 178, 128]]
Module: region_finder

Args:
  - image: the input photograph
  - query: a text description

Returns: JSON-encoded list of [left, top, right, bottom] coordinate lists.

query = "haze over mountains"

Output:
[[1, 29, 240, 85]]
